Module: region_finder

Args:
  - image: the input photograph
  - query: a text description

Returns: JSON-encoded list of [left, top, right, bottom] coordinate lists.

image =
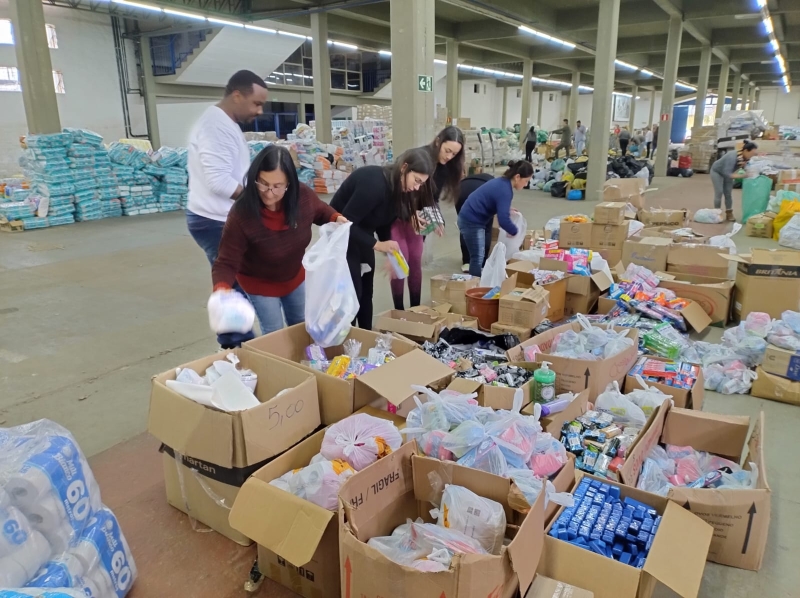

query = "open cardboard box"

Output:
[[751, 365, 800, 406], [638, 226, 707, 244], [559, 219, 593, 249], [430, 274, 480, 315], [505, 260, 568, 321], [498, 286, 551, 329], [603, 178, 647, 210], [621, 237, 672, 272], [620, 406, 770, 571], [720, 249, 800, 320], [654, 272, 734, 326], [538, 257, 612, 317], [444, 371, 537, 413], [625, 356, 705, 410], [506, 323, 639, 401], [245, 324, 453, 424], [593, 202, 627, 225], [527, 575, 594, 598], [538, 470, 713, 598], [666, 244, 732, 279], [338, 443, 545, 598], [149, 349, 320, 545], [637, 208, 686, 227], [374, 309, 445, 343], [409, 304, 480, 331]]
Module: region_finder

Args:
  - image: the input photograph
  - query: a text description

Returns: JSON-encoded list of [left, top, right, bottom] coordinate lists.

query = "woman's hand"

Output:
[[336, 215, 349, 224], [381, 258, 398, 279], [374, 240, 401, 254], [434, 225, 445, 237], [510, 208, 521, 215], [730, 172, 746, 180]]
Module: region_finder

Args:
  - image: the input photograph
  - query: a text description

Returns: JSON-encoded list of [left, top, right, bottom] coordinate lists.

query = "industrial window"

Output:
[[0, 20, 58, 48], [0, 66, 65, 93], [52, 70, 65, 93], [516, 89, 522, 98], [330, 50, 361, 91], [271, 40, 314, 88], [474, 84, 480, 94]]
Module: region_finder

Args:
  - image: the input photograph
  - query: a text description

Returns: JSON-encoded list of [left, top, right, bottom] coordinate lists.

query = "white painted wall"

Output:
[[0, 1, 132, 174], [758, 89, 800, 125]]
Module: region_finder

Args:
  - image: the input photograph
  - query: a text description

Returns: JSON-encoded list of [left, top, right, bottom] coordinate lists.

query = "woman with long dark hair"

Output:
[[457, 160, 533, 277], [212, 145, 346, 335], [331, 147, 436, 328], [523, 126, 537, 162]]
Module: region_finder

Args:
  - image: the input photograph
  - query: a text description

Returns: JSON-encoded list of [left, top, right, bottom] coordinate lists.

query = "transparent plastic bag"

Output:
[[431, 485, 506, 554], [709, 223, 742, 255], [485, 389, 542, 468], [497, 212, 528, 256], [456, 437, 508, 477], [693, 208, 724, 224], [0, 420, 137, 597], [627, 375, 671, 417], [480, 243, 507, 288], [320, 413, 403, 471], [636, 459, 670, 496], [303, 222, 359, 347], [743, 312, 772, 338], [603, 329, 633, 359], [595, 382, 646, 427], [529, 434, 568, 478], [781, 310, 800, 334], [779, 214, 800, 249], [442, 420, 487, 459], [269, 459, 354, 510], [206, 290, 255, 335], [508, 469, 574, 512]]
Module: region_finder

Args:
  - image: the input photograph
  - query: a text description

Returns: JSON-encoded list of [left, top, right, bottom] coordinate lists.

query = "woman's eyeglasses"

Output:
[[255, 181, 289, 195]]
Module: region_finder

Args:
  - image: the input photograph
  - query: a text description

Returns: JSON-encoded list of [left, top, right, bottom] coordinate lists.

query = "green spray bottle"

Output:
[[533, 361, 556, 404]]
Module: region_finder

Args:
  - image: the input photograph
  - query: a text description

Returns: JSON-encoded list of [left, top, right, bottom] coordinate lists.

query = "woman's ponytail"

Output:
[[503, 159, 534, 179]]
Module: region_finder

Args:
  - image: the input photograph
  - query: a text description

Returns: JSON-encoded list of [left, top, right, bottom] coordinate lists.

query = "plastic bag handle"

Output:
[[575, 313, 593, 331]]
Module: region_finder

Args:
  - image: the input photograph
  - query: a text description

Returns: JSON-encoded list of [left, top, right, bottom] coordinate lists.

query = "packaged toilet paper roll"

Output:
[[40, 520, 73, 555], [0, 486, 11, 509], [26, 553, 85, 588], [0, 555, 30, 588], [5, 468, 51, 504], [0, 590, 86, 598], [70, 508, 136, 594], [0, 506, 34, 558], [21, 492, 67, 533], [7, 529, 52, 578]]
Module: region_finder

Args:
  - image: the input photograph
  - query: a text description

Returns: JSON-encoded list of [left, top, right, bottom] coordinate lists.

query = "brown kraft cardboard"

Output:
[[559, 219, 593, 249], [591, 223, 628, 250], [720, 249, 800, 320], [593, 202, 627, 225], [751, 366, 800, 406]]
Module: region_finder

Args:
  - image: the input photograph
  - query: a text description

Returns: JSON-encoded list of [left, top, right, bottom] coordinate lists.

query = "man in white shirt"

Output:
[[645, 126, 654, 159], [574, 120, 587, 156], [186, 70, 268, 275]]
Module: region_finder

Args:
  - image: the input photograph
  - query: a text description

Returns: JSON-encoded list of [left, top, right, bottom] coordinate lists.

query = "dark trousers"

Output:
[[646, 142, 652, 158], [455, 196, 470, 266], [458, 212, 493, 278], [525, 141, 535, 162], [620, 139, 629, 156], [347, 255, 375, 329]]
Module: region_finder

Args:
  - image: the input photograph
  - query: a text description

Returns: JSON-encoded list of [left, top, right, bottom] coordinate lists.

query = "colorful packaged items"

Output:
[[388, 250, 409, 280], [629, 356, 698, 390]]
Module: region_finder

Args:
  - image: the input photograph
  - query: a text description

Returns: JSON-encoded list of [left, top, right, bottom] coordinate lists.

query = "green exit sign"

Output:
[[418, 75, 433, 92]]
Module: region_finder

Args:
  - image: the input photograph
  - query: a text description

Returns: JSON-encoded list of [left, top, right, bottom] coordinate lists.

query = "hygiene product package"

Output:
[[0, 419, 137, 597]]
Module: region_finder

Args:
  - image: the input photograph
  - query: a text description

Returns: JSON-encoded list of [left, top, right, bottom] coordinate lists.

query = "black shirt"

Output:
[[432, 163, 449, 203], [456, 173, 494, 211]]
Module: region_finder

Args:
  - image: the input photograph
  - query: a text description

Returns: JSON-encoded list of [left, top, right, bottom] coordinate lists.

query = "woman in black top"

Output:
[[330, 148, 436, 328], [455, 173, 494, 271]]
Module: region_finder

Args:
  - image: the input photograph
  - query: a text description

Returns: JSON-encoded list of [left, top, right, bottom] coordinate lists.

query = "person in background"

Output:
[[552, 119, 572, 159], [710, 141, 758, 222], [574, 121, 587, 156], [652, 125, 659, 158], [457, 160, 533, 277], [523, 126, 537, 162], [186, 70, 268, 282], [619, 126, 631, 156], [455, 173, 494, 272], [330, 148, 436, 328], [389, 127, 464, 310], [645, 126, 653, 159]]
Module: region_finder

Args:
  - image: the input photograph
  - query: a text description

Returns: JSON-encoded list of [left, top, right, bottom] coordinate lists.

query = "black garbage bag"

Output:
[[550, 181, 568, 198], [568, 162, 587, 176], [438, 327, 520, 351], [667, 167, 681, 177]]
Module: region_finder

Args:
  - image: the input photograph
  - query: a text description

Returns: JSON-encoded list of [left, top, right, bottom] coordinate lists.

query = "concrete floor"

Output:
[[0, 173, 798, 597]]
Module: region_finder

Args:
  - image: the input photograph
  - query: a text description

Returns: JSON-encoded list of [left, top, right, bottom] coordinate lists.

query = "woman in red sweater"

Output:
[[213, 145, 346, 335]]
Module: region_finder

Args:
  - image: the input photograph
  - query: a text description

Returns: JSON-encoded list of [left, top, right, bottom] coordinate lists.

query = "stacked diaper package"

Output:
[[0, 420, 136, 598]]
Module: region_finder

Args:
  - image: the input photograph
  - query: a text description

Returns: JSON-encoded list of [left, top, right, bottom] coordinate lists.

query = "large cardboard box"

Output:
[[538, 470, 712, 598], [538, 258, 612, 318], [761, 344, 800, 381], [751, 366, 800, 406], [559, 219, 593, 249], [245, 325, 452, 424], [637, 208, 686, 227], [591, 224, 628, 251], [593, 202, 626, 225], [505, 261, 568, 321], [445, 368, 537, 412], [603, 178, 647, 209], [339, 444, 543, 598], [667, 244, 732, 279], [655, 272, 734, 325], [721, 249, 800, 320], [638, 226, 707, 244], [430, 274, 480, 314], [409, 305, 480, 331], [374, 309, 444, 343], [621, 238, 671, 272], [527, 575, 593, 598], [506, 323, 639, 400], [621, 406, 770, 571], [625, 356, 705, 410], [149, 350, 320, 545], [745, 212, 774, 238], [491, 321, 533, 341], [499, 286, 550, 329]]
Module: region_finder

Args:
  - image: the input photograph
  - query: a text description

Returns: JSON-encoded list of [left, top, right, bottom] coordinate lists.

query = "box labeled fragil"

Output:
[[751, 366, 800, 406], [603, 178, 647, 209], [620, 406, 770, 571], [505, 323, 639, 401], [637, 208, 686, 227], [720, 249, 800, 320], [591, 223, 628, 250], [621, 238, 671, 272], [373, 309, 444, 343], [745, 212, 774, 238], [338, 444, 544, 598], [245, 325, 452, 424], [149, 349, 320, 545], [559, 219, 593, 248], [498, 286, 550, 329], [667, 244, 732, 279], [593, 202, 627, 225], [430, 274, 480, 314], [538, 470, 712, 598]]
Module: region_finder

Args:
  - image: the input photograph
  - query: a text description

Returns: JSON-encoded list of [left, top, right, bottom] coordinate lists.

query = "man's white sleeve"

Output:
[[196, 124, 241, 198]]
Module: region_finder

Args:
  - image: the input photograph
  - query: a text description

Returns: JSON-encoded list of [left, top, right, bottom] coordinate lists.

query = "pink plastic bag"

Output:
[[320, 413, 403, 471]]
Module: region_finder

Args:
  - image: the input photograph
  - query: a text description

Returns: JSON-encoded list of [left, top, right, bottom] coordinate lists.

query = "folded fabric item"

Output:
[[217, 330, 256, 349]]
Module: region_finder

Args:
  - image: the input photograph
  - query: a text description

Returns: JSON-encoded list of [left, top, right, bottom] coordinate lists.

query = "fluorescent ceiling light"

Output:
[[770, 38, 779, 51], [163, 8, 206, 20], [763, 17, 773, 33], [111, 0, 163, 11], [207, 17, 243, 27], [379, 50, 392, 56], [434, 59, 447, 65], [329, 40, 358, 50], [615, 59, 637, 70], [756, 0, 766, 6], [518, 25, 575, 50], [640, 69, 655, 77], [244, 25, 276, 33], [278, 30, 307, 39]]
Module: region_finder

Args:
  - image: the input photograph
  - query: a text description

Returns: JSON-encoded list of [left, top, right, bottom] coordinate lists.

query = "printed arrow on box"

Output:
[[742, 503, 757, 554], [584, 368, 591, 389]]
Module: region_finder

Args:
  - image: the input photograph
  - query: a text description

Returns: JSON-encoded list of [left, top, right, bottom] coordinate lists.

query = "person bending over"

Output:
[[455, 173, 494, 272], [710, 141, 758, 222]]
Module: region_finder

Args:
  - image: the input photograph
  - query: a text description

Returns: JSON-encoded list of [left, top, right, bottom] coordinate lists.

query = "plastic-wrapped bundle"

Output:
[[417, 430, 454, 461], [21, 217, 50, 230], [162, 169, 188, 185], [48, 215, 75, 227], [508, 469, 575, 510], [529, 433, 568, 478], [72, 178, 98, 193], [152, 147, 181, 168], [431, 485, 506, 554], [141, 164, 165, 178], [0, 419, 137, 596], [626, 375, 671, 416], [160, 183, 188, 195], [66, 145, 95, 159], [269, 459, 355, 510], [63, 128, 103, 147], [207, 290, 255, 334], [320, 413, 403, 471], [0, 202, 36, 221], [25, 133, 73, 148]]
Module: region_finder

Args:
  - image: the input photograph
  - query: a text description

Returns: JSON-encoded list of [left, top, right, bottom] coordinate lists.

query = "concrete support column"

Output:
[[501, 86, 508, 128], [445, 39, 459, 121], [568, 71, 580, 125], [648, 89, 656, 128], [654, 16, 683, 178], [693, 45, 712, 132], [390, 0, 434, 154], [311, 13, 332, 144], [521, 59, 532, 131], [715, 58, 730, 121], [9, 0, 61, 134], [748, 84, 756, 110], [139, 39, 161, 149], [586, 0, 620, 201], [730, 72, 742, 112], [537, 90, 543, 127], [298, 104, 306, 124], [628, 86, 638, 131], [754, 88, 760, 110]]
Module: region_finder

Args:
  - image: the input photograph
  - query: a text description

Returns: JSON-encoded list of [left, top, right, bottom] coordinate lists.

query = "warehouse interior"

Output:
[[1, 1, 800, 598]]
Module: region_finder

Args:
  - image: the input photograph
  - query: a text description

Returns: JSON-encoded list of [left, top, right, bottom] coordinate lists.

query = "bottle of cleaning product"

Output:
[[533, 361, 556, 404]]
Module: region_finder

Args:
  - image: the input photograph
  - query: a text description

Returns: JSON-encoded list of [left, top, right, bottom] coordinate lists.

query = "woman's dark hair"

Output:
[[503, 160, 534, 180], [383, 147, 436, 222], [427, 126, 465, 202], [743, 141, 758, 152], [528, 126, 535, 134], [238, 145, 301, 228]]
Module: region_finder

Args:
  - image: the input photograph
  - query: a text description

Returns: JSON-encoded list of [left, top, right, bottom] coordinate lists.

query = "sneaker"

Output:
[[725, 209, 736, 222], [461, 264, 469, 273]]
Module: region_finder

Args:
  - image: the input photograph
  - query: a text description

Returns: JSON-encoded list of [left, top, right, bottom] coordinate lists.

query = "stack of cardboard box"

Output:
[[491, 285, 550, 340], [559, 202, 628, 267]]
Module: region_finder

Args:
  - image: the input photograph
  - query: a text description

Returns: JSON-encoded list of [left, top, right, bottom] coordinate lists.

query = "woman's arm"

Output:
[[305, 185, 341, 225], [338, 180, 385, 249], [496, 188, 519, 236], [211, 213, 248, 290]]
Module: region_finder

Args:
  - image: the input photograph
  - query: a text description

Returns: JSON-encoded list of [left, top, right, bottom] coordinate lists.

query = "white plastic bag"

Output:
[[480, 243, 507, 288], [635, 166, 650, 185], [207, 290, 255, 334], [320, 413, 403, 471], [431, 485, 506, 554], [627, 375, 671, 417], [709, 223, 742, 255], [779, 214, 800, 249], [627, 220, 645, 238], [508, 469, 574, 510], [595, 381, 647, 427], [303, 222, 359, 347], [497, 212, 528, 256], [693, 208, 724, 224], [269, 459, 355, 510]]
